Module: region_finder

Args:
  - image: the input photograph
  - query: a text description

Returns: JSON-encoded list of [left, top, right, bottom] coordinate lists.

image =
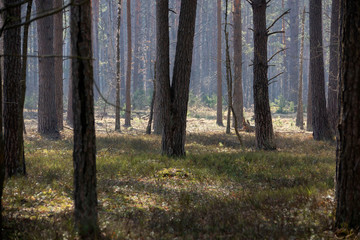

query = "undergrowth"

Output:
[[2, 130, 339, 239]]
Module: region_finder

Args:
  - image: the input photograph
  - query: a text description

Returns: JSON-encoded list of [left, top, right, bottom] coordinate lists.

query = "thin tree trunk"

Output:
[[125, 0, 132, 127], [216, 0, 223, 126], [225, 0, 232, 135], [115, 0, 122, 132], [251, 0, 275, 150], [327, 0, 340, 133], [309, 0, 332, 141], [233, 0, 244, 128], [335, 0, 360, 229], [296, 7, 305, 130], [71, 0, 99, 238], [306, 61, 313, 131], [146, 63, 156, 135]]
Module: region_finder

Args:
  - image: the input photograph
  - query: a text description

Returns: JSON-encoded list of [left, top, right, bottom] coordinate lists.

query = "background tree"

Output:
[[4, 0, 24, 177], [335, 0, 360, 229], [233, 0, 244, 127], [327, 0, 340, 133], [125, 0, 132, 127], [216, 0, 223, 126], [309, 0, 332, 141], [288, 0, 299, 104], [71, 0, 99, 237], [36, 0, 58, 136], [115, 0, 122, 131], [250, 0, 275, 150]]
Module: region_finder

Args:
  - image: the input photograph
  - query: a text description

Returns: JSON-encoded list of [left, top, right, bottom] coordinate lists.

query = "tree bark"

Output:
[[4, 0, 23, 177], [216, 0, 223, 126], [71, 0, 99, 238], [115, 0, 122, 132], [54, 0, 63, 130], [251, 0, 275, 150], [125, 0, 132, 127], [296, 7, 305, 130], [233, 0, 244, 128], [132, 0, 142, 100], [309, 0, 332, 141], [288, 0, 300, 104], [36, 0, 58, 136], [161, 0, 198, 156], [335, 0, 360, 229], [327, 0, 340, 133]]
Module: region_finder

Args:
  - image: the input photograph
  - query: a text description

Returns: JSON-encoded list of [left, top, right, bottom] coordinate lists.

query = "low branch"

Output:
[[267, 9, 290, 32], [267, 48, 287, 63], [268, 72, 284, 84]]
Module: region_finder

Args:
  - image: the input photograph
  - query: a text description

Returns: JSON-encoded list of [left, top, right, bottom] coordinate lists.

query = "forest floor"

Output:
[[3, 107, 353, 239]]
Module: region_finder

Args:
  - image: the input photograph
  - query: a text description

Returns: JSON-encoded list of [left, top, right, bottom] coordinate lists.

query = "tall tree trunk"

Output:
[[36, 0, 58, 136], [306, 61, 313, 131], [133, 0, 141, 100], [216, 0, 223, 126], [309, 0, 332, 141], [327, 0, 340, 133], [251, 0, 275, 150], [296, 7, 306, 130], [288, 0, 300, 104], [54, 0, 63, 130], [0, 0, 5, 229], [335, 0, 360, 229], [115, 0, 122, 131], [92, 0, 100, 100], [4, 0, 23, 177], [71, 0, 99, 238], [162, 0, 198, 157], [156, 0, 171, 149], [233, 0, 244, 127], [125, 0, 132, 127]]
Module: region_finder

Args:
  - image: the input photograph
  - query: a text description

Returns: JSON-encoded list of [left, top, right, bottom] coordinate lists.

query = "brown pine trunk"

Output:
[[327, 0, 340, 133], [296, 8, 306, 130], [162, 0, 198, 157], [4, 0, 23, 177], [288, 0, 300, 104], [335, 0, 360, 229], [0, 0, 5, 228], [309, 0, 332, 141], [54, 0, 63, 130], [125, 0, 132, 127], [36, 0, 58, 136], [67, 68, 73, 127], [232, 0, 244, 128], [71, 0, 99, 238], [306, 61, 313, 131], [133, 0, 142, 99], [115, 0, 122, 132], [216, 0, 223, 126], [252, 0, 275, 150], [92, 0, 100, 100]]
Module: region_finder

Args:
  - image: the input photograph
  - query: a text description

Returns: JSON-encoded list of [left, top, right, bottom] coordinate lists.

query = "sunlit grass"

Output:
[[2, 117, 338, 239]]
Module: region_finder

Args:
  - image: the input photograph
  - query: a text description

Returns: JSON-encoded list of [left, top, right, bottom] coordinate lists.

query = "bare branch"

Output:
[[267, 48, 287, 63], [267, 9, 290, 32], [268, 72, 284, 84]]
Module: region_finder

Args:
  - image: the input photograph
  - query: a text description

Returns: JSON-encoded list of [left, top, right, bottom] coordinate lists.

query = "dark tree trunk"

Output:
[[306, 61, 313, 131], [67, 68, 73, 127], [36, 0, 58, 136], [71, 0, 99, 238], [92, 0, 100, 100], [251, 0, 275, 150], [54, 0, 63, 130], [335, 0, 360, 229], [4, 0, 23, 177], [115, 0, 122, 132], [309, 0, 332, 141], [233, 0, 244, 127], [216, 0, 223, 126], [327, 0, 340, 133], [125, 0, 132, 127], [288, 0, 300, 104], [0, 14, 4, 232], [162, 0, 198, 157]]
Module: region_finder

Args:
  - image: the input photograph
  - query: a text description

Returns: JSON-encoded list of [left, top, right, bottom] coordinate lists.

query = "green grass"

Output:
[[3, 132, 338, 239]]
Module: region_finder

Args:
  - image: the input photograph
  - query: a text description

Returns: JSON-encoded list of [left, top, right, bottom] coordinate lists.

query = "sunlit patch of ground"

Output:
[[2, 108, 347, 239]]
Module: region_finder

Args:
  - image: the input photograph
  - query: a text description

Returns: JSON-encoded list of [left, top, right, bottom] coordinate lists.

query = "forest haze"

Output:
[[0, 0, 359, 239]]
